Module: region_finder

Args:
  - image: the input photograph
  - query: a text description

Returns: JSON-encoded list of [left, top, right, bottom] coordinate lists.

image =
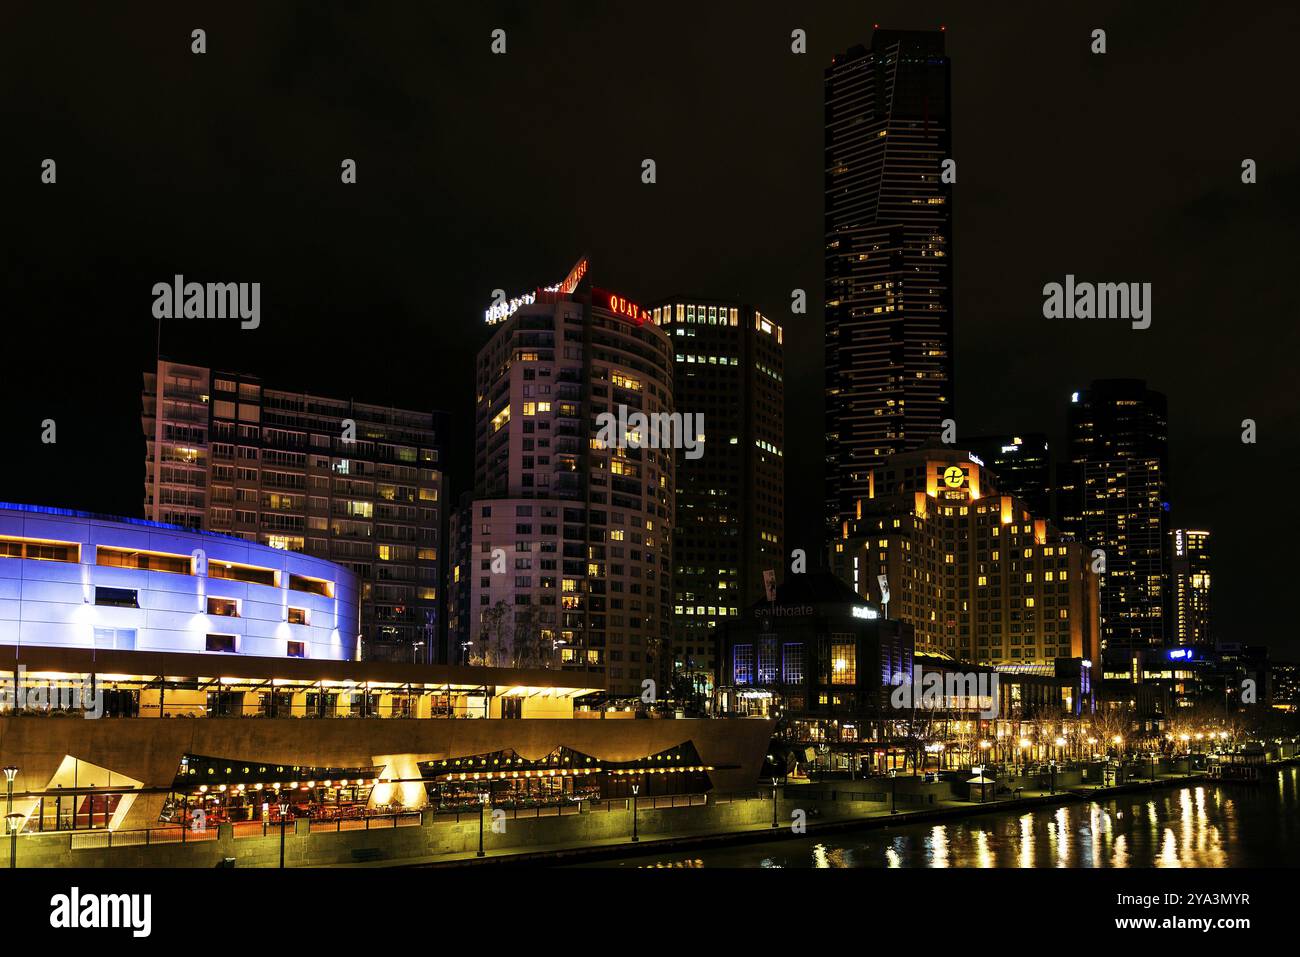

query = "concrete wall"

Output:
[[7, 794, 811, 868], [0, 715, 776, 828]]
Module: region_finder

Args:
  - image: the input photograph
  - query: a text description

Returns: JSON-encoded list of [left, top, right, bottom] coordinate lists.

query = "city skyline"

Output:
[[4, 1, 1298, 668], [2, 1, 1299, 912]]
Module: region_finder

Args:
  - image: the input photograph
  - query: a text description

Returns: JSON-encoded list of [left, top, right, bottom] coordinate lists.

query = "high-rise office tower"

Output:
[[650, 297, 785, 692], [1060, 379, 1169, 659], [1170, 527, 1211, 649], [143, 360, 445, 662], [824, 28, 954, 539], [964, 434, 1053, 520], [449, 258, 675, 699]]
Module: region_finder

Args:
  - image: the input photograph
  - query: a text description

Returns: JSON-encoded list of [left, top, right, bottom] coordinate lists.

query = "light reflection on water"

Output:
[[578, 767, 1299, 869]]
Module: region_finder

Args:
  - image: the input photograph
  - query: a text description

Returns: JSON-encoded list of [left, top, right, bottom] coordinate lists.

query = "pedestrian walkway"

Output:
[[338, 773, 1209, 868]]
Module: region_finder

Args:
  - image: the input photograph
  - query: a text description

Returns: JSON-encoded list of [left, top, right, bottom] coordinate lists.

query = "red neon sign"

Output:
[[557, 258, 588, 295], [596, 288, 650, 325]]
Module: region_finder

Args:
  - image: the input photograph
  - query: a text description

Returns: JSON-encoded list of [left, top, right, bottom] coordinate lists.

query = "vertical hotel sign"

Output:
[[555, 257, 589, 294], [594, 287, 651, 325], [485, 257, 590, 324]]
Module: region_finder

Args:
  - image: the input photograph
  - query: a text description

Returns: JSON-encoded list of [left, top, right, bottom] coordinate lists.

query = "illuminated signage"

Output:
[[942, 465, 965, 489], [486, 258, 589, 324], [555, 258, 588, 295], [596, 288, 650, 325], [1174, 529, 1185, 557], [967, 452, 985, 467], [851, 605, 878, 620], [484, 292, 536, 325], [1168, 648, 1192, 661]]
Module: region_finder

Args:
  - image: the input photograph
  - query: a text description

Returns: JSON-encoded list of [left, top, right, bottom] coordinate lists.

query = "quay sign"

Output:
[[596, 287, 650, 325]]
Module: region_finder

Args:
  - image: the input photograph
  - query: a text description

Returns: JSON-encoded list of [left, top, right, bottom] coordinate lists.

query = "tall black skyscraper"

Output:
[[965, 433, 1053, 520], [650, 298, 785, 693], [1060, 379, 1170, 660], [824, 28, 954, 540]]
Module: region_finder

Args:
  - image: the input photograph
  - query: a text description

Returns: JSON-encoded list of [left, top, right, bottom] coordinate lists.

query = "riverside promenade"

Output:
[[12, 754, 1292, 868], [395, 763, 1222, 868]]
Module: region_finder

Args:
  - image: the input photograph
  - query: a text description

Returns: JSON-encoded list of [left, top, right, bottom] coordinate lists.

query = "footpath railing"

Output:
[[793, 789, 940, 806], [59, 793, 714, 850]]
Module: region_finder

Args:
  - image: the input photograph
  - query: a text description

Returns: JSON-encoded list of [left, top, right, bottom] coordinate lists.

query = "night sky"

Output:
[[3, 2, 1297, 657]]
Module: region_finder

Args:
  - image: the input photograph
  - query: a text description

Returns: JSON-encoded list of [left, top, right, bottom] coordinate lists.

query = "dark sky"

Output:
[[3, 2, 1297, 657]]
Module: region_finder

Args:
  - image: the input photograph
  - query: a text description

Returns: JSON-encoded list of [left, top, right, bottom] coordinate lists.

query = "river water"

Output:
[[577, 766, 1300, 868]]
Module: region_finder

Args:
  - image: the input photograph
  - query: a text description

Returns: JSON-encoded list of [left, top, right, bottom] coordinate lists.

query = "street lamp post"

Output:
[[1049, 760, 1057, 795], [630, 784, 640, 842], [889, 768, 897, 814], [3, 766, 16, 822], [3, 767, 17, 869], [477, 791, 488, 858], [771, 776, 779, 828], [978, 741, 992, 801], [5, 813, 22, 869], [278, 800, 290, 869]]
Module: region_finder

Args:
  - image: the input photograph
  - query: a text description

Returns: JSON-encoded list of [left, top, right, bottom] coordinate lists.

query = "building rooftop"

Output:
[[0, 501, 249, 544]]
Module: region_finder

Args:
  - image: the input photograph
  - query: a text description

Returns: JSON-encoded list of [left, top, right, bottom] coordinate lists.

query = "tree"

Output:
[[477, 601, 512, 667], [511, 605, 545, 668], [1088, 703, 1135, 759]]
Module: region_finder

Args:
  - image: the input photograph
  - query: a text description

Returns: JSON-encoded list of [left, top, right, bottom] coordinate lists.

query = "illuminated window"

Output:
[[782, 643, 804, 683], [289, 574, 333, 597], [733, 644, 754, 684], [207, 596, 239, 617], [97, 546, 189, 574], [287, 607, 309, 625], [831, 641, 856, 685], [211, 562, 277, 587]]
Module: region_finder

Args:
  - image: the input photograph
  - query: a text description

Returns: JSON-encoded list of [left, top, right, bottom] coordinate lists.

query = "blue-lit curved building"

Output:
[[0, 503, 359, 660]]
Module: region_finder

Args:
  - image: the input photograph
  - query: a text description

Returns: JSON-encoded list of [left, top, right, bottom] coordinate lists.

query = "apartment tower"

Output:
[[449, 259, 675, 699], [142, 360, 445, 662]]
